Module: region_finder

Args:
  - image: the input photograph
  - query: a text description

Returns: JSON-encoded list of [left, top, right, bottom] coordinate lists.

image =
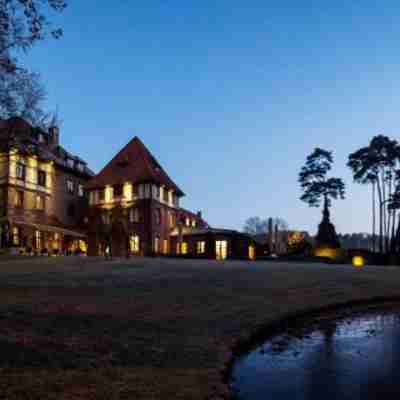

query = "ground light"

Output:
[[352, 256, 365, 267]]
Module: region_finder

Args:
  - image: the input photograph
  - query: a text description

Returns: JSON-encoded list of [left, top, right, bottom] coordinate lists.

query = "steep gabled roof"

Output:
[[87, 136, 185, 196], [0, 116, 33, 133], [0, 117, 94, 177]]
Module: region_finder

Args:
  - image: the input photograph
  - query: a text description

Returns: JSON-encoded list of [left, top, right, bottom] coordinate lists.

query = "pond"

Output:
[[230, 303, 400, 400]]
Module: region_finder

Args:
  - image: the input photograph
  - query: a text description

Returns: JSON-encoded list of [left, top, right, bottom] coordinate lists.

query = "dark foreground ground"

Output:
[[0, 257, 400, 399]]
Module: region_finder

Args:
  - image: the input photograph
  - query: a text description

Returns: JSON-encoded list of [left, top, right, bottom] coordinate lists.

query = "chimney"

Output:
[[48, 126, 60, 146]]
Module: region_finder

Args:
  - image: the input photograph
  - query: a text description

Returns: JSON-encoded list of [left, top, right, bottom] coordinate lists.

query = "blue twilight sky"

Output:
[[20, 1, 400, 234]]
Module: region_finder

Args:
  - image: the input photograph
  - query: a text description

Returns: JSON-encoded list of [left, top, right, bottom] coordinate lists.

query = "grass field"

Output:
[[0, 256, 400, 399]]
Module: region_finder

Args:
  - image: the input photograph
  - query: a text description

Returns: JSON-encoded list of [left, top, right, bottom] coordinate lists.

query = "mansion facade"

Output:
[[0, 117, 256, 260], [0, 117, 92, 254]]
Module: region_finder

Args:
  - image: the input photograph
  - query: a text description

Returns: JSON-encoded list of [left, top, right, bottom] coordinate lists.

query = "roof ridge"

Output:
[[87, 134, 184, 195]]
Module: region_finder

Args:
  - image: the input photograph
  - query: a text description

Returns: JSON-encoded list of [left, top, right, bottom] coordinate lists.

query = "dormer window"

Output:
[[78, 184, 84, 197], [67, 158, 74, 169], [77, 163, 84, 172], [66, 179, 74, 194]]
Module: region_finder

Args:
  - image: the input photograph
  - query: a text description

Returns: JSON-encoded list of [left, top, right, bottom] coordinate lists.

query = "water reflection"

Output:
[[231, 309, 400, 400]]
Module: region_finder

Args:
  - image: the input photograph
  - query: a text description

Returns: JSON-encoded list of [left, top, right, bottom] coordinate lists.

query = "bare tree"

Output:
[[243, 216, 289, 235], [243, 217, 268, 235], [0, 68, 46, 121], [0, 0, 67, 124]]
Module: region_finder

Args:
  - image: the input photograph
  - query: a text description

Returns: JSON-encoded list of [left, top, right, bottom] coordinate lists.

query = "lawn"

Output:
[[0, 257, 400, 399]]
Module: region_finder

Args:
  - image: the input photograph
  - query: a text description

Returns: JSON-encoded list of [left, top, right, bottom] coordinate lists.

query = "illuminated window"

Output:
[[35, 230, 42, 249], [105, 186, 113, 202], [35, 195, 45, 210], [53, 233, 60, 250], [16, 162, 26, 180], [130, 235, 140, 253], [169, 212, 176, 228], [78, 184, 84, 197], [130, 207, 140, 223], [80, 240, 87, 253], [192, 220, 197, 228], [38, 170, 46, 187], [197, 241, 205, 254], [181, 242, 188, 255], [66, 179, 74, 194], [154, 236, 160, 253], [15, 190, 24, 207], [163, 239, 169, 254], [163, 188, 169, 202], [185, 217, 190, 227], [12, 227, 20, 246], [248, 245, 256, 260], [216, 240, 228, 260]]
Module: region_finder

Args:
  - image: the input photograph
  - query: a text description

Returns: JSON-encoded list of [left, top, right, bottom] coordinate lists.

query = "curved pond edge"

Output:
[[210, 295, 400, 400]]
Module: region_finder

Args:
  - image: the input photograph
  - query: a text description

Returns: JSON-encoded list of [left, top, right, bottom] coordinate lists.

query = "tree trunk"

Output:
[[381, 169, 387, 253], [372, 181, 376, 252], [394, 215, 400, 254], [376, 178, 384, 253], [391, 209, 397, 253]]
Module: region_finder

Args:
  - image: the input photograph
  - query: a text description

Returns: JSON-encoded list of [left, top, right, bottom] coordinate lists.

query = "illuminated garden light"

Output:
[[352, 256, 365, 267]]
